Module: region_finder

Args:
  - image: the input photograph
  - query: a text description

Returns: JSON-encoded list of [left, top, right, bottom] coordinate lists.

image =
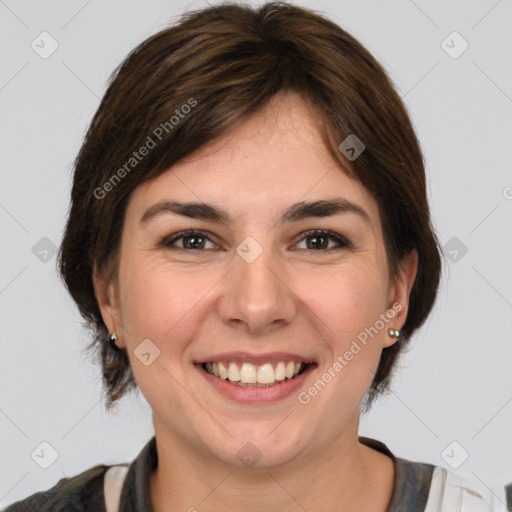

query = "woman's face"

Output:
[[96, 92, 416, 469]]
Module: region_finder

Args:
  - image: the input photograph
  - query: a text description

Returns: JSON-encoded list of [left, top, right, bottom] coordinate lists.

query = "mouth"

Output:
[[194, 352, 318, 402], [200, 360, 310, 387]]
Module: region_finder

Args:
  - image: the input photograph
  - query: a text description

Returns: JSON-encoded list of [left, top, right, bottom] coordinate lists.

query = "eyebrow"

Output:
[[139, 198, 371, 227]]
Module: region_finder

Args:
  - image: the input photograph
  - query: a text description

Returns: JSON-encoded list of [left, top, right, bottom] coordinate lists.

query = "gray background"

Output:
[[1, 0, 511, 507]]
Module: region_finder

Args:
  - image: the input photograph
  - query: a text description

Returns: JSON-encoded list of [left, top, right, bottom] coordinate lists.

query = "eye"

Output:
[[293, 229, 351, 251], [160, 229, 351, 252], [160, 230, 219, 250]]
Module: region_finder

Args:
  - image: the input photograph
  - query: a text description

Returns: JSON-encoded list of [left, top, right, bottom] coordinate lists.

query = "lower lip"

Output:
[[196, 364, 316, 403]]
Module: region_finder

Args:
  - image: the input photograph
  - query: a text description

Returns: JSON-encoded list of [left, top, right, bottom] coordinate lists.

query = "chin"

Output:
[[205, 421, 311, 470]]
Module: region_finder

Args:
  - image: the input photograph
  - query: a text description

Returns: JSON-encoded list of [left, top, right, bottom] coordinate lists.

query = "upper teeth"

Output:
[[204, 361, 304, 385]]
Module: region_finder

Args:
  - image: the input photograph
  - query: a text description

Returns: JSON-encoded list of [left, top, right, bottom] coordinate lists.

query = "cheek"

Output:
[[292, 266, 390, 429], [307, 262, 389, 396], [308, 262, 388, 340], [120, 257, 216, 350], [118, 261, 203, 404]]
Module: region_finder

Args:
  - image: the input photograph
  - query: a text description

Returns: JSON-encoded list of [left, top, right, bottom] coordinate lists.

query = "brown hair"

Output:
[[57, 1, 442, 410]]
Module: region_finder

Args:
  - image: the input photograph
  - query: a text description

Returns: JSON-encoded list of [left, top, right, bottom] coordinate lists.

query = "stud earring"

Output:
[[109, 332, 120, 350], [388, 329, 400, 338]]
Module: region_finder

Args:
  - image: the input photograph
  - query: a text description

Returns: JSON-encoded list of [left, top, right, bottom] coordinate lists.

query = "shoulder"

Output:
[[3, 464, 109, 512], [360, 437, 510, 512], [392, 458, 510, 511], [423, 465, 510, 512], [4, 436, 156, 512]]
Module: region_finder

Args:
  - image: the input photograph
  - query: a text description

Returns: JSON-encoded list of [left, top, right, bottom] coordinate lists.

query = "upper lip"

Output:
[[194, 351, 316, 365]]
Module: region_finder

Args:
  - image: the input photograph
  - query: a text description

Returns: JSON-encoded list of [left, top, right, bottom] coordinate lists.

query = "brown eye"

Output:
[[294, 230, 351, 251], [160, 228, 351, 252], [161, 230, 218, 250]]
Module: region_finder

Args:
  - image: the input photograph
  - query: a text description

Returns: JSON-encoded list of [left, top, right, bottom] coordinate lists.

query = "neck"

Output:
[[149, 418, 395, 512]]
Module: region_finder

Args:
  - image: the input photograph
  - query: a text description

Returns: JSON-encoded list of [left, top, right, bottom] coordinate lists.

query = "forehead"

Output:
[[126, 92, 380, 228]]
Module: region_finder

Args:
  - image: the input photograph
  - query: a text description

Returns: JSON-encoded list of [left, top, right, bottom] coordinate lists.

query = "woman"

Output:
[[5, 2, 510, 511]]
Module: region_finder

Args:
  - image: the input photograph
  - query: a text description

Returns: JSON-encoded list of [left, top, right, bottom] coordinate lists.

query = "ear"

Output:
[[383, 249, 418, 348], [92, 263, 126, 348]]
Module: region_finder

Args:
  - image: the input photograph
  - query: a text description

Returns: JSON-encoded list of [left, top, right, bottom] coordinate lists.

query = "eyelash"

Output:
[[159, 229, 352, 252]]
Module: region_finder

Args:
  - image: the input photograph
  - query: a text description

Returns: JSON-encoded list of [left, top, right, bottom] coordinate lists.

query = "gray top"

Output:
[[3, 435, 504, 511]]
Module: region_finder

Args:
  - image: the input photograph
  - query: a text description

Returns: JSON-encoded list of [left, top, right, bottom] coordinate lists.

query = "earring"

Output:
[[109, 332, 120, 350], [388, 328, 400, 338]]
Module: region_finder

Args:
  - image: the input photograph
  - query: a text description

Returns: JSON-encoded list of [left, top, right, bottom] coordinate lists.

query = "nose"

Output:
[[217, 243, 297, 335]]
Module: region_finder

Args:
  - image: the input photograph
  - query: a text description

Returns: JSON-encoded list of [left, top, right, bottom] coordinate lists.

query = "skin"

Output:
[[94, 91, 417, 512]]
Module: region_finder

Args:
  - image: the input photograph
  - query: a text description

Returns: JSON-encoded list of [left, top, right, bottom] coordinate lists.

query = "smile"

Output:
[[195, 352, 317, 403], [202, 361, 308, 387]]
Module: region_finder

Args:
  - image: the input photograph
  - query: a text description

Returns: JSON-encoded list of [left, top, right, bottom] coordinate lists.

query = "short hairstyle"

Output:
[[57, 1, 442, 410]]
